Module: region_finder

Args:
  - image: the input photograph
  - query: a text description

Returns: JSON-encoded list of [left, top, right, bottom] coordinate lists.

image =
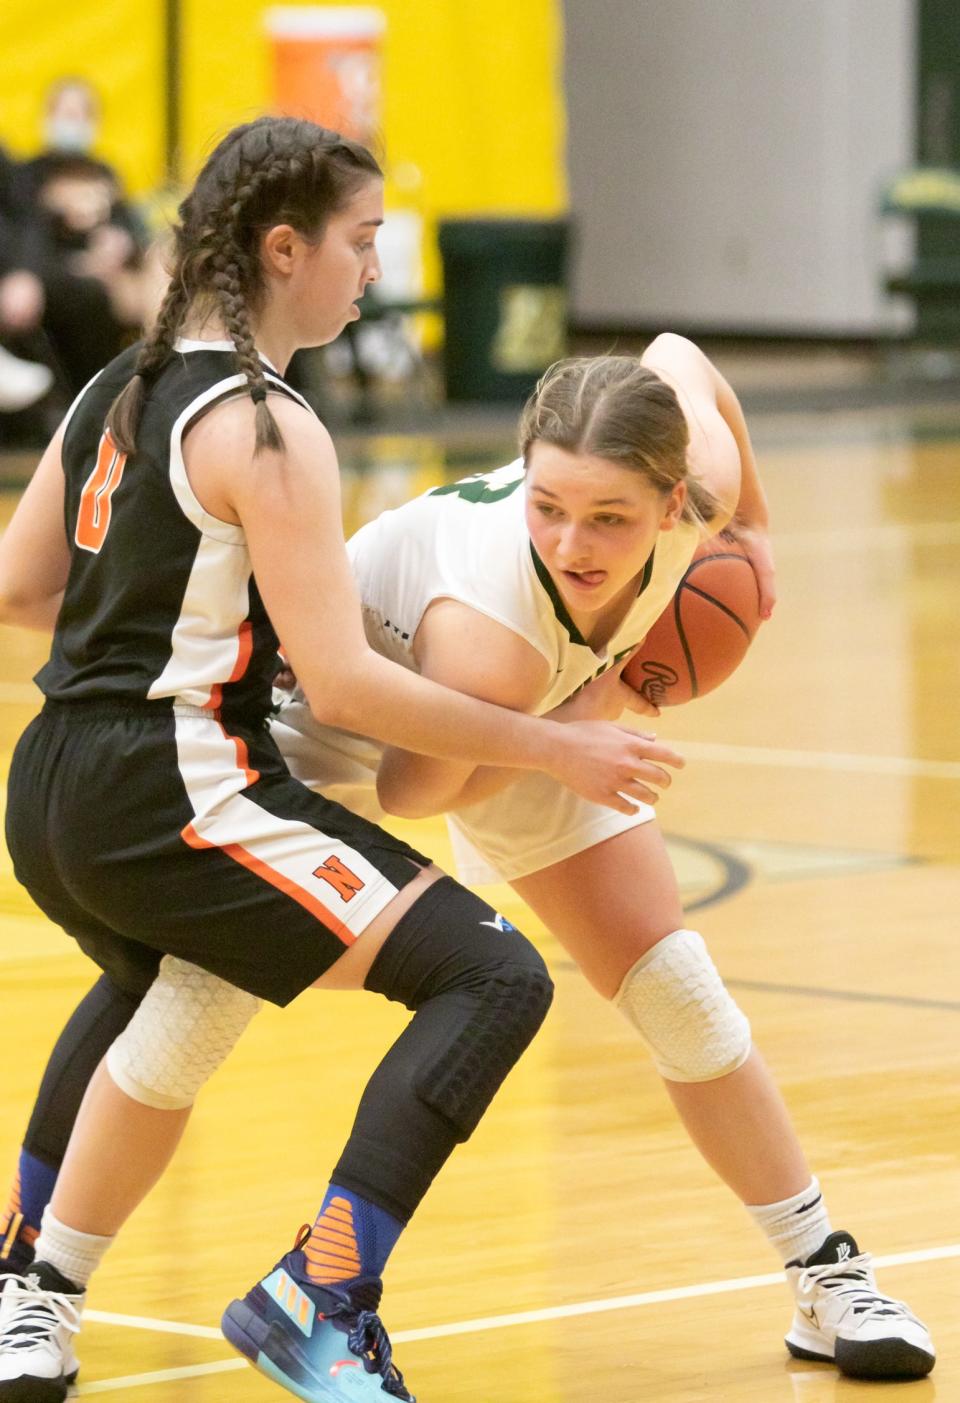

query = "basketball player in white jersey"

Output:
[[272, 336, 935, 1382]]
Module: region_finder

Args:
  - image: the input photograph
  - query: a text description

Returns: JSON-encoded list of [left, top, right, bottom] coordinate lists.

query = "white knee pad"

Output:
[[106, 956, 262, 1109], [614, 929, 751, 1082]]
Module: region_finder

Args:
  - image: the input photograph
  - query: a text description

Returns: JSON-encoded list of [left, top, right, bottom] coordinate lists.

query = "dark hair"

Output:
[[37, 153, 117, 188], [107, 115, 381, 456], [518, 355, 722, 527]]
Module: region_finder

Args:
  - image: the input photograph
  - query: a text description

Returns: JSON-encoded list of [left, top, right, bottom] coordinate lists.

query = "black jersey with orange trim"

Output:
[[37, 342, 304, 725]]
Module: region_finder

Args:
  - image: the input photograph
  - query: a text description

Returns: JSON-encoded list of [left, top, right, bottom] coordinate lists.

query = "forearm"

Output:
[[440, 690, 635, 807], [713, 371, 769, 528], [708, 365, 776, 616], [377, 747, 521, 818], [376, 684, 632, 819], [312, 650, 557, 774]]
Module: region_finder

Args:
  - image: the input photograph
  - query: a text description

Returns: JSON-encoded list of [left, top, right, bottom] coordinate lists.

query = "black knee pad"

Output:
[[365, 876, 553, 1140], [423, 957, 552, 1137]]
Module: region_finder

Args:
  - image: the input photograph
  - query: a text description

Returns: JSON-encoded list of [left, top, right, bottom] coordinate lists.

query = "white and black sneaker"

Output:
[[785, 1230, 935, 1379], [0, 1262, 83, 1402]]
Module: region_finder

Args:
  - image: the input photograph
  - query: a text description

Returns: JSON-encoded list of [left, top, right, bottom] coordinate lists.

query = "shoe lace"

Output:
[[0, 1274, 82, 1354], [798, 1253, 919, 1323], [290, 1225, 412, 1399], [333, 1304, 414, 1400]]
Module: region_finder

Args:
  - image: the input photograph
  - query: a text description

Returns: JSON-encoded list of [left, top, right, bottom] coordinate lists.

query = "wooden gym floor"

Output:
[[1, 388, 958, 1401]]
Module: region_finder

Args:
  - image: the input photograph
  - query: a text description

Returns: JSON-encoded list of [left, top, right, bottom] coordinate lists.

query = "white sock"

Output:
[[33, 1206, 113, 1289], [746, 1177, 832, 1265]]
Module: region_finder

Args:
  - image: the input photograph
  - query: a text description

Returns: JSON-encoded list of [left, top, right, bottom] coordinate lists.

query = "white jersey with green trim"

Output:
[[346, 457, 700, 710], [273, 458, 701, 884]]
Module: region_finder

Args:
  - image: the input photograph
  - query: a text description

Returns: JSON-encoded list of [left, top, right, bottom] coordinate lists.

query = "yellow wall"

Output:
[[182, 0, 567, 215], [0, 0, 165, 196], [1, 2, 566, 227]]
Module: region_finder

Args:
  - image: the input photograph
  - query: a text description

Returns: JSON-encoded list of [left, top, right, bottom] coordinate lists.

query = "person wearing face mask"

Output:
[[13, 78, 159, 398], [39, 77, 100, 156], [20, 78, 148, 255]]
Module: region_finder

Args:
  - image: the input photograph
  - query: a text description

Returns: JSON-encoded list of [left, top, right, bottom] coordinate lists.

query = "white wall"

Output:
[[564, 0, 915, 335]]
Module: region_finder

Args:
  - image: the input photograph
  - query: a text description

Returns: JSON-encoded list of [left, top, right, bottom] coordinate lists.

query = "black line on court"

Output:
[[664, 832, 754, 912], [725, 978, 960, 1013], [552, 964, 959, 1014], [550, 834, 958, 1013], [666, 832, 920, 905]]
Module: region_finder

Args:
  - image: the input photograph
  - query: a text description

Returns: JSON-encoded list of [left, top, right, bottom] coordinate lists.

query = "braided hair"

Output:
[[107, 116, 381, 456]]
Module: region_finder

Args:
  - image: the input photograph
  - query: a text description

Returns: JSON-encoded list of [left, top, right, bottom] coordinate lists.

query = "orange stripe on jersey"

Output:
[[193, 713, 259, 786], [204, 620, 255, 716], [302, 1198, 361, 1283], [181, 823, 356, 946], [222, 724, 259, 788], [230, 620, 254, 682]]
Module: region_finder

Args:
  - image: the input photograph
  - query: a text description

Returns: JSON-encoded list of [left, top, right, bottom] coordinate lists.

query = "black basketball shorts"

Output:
[[5, 699, 430, 1005]]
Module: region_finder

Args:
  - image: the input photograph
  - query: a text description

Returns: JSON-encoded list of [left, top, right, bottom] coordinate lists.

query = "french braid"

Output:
[[106, 116, 381, 456]]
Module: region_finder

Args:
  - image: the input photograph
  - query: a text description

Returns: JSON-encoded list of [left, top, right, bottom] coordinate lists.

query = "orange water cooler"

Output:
[[264, 6, 386, 143]]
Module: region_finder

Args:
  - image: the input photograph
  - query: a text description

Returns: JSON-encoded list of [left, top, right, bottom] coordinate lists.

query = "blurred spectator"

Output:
[[0, 79, 166, 440], [20, 77, 152, 265], [31, 152, 159, 333], [0, 146, 54, 415], [22, 79, 164, 389]]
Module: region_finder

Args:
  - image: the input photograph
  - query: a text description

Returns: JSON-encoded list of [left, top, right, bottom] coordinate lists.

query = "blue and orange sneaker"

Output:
[[221, 1228, 414, 1402]]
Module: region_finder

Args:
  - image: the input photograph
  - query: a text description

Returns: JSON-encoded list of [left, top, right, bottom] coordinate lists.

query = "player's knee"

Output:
[[614, 928, 751, 1082], [106, 956, 261, 1109], [366, 877, 553, 1140], [415, 945, 553, 1140]]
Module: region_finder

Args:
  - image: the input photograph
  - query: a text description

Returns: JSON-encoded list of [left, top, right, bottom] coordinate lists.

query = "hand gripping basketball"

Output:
[[622, 531, 762, 707]]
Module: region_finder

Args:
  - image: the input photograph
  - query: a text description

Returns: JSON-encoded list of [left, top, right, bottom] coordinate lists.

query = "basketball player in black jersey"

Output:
[[0, 116, 680, 1403]]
